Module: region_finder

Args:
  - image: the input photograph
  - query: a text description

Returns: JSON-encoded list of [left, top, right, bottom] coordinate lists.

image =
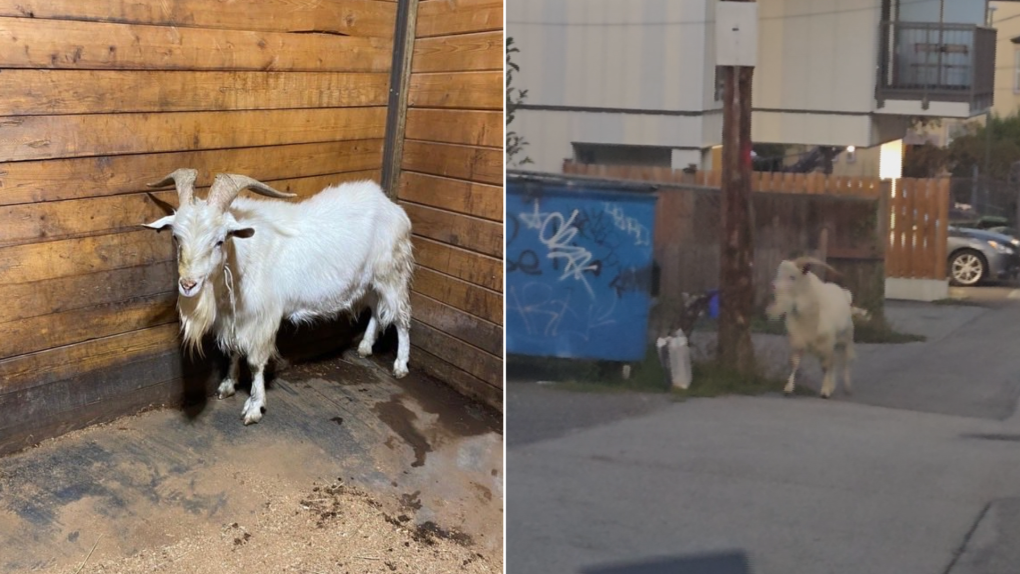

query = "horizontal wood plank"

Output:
[[408, 71, 501, 109], [412, 236, 502, 292], [0, 324, 181, 394], [0, 261, 175, 325], [0, 353, 218, 456], [405, 109, 500, 147], [402, 203, 502, 257], [0, 230, 172, 284], [0, 17, 392, 71], [0, 139, 383, 206], [411, 291, 501, 356], [410, 345, 501, 411], [398, 172, 502, 220], [0, 71, 390, 116], [0, 291, 178, 359], [412, 30, 501, 72], [0, 0, 397, 37], [415, 0, 501, 38], [413, 266, 501, 325], [410, 319, 501, 388], [0, 107, 387, 162], [401, 141, 501, 185], [0, 170, 381, 248]]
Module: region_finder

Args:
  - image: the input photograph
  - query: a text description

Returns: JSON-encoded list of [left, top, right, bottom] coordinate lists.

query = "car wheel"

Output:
[[949, 250, 986, 286]]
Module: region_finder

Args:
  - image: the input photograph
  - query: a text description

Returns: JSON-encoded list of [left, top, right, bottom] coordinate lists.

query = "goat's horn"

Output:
[[208, 173, 296, 211], [792, 256, 839, 276], [146, 168, 198, 206]]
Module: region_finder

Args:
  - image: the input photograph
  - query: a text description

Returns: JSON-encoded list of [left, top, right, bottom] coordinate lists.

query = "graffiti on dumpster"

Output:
[[507, 191, 656, 359], [506, 283, 618, 341]]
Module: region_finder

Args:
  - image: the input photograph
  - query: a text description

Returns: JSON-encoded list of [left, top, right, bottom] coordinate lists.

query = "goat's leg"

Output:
[[241, 343, 272, 425], [242, 360, 267, 425], [378, 285, 411, 378], [217, 354, 240, 399], [358, 306, 380, 358], [394, 315, 410, 379], [819, 353, 836, 399], [841, 342, 854, 395], [783, 350, 799, 395]]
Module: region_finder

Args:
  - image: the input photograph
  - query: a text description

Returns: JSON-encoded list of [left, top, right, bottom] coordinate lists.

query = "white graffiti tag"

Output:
[[519, 201, 598, 298], [508, 283, 618, 341], [604, 202, 651, 246]]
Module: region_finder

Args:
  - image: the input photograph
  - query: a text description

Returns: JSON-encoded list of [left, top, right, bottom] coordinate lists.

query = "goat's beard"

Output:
[[177, 279, 219, 357]]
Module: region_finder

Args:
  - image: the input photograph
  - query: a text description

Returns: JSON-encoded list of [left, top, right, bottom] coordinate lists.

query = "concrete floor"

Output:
[[0, 349, 503, 572]]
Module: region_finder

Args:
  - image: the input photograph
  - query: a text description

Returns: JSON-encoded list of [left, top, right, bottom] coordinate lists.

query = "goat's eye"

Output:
[[215, 240, 224, 247]]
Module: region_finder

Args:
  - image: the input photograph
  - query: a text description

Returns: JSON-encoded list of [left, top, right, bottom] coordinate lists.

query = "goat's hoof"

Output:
[[216, 381, 236, 400], [357, 342, 373, 358], [393, 364, 409, 379], [820, 392, 831, 400], [241, 398, 264, 425]]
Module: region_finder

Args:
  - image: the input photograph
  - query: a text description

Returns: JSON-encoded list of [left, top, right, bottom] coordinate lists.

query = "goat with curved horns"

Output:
[[144, 169, 414, 424], [766, 256, 856, 399]]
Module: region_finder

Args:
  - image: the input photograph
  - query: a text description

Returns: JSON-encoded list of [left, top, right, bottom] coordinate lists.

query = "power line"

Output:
[[508, 0, 947, 28]]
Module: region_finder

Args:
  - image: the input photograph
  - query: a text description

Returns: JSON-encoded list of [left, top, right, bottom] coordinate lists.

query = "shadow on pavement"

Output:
[[580, 551, 752, 574]]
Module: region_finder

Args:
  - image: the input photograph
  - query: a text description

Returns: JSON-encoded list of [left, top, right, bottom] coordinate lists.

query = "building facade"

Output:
[[509, 0, 996, 174]]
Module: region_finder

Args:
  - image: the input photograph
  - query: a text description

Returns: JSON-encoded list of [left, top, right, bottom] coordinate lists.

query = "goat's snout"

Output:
[[179, 278, 198, 295]]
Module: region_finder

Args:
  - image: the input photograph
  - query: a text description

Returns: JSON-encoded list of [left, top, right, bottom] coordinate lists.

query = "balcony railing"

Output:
[[876, 21, 995, 113]]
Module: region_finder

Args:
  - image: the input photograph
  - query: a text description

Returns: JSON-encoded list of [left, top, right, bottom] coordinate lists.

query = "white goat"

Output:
[[765, 257, 855, 399], [143, 169, 414, 424]]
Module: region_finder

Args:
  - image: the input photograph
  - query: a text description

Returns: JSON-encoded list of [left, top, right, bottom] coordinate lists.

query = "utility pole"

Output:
[[716, 0, 757, 375]]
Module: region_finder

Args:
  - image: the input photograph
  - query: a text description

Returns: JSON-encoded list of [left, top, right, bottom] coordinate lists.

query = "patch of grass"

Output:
[[509, 348, 804, 400], [508, 349, 669, 394], [852, 316, 925, 343], [672, 360, 805, 401]]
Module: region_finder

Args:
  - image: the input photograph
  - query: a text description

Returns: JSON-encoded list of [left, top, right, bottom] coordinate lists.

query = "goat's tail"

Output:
[[850, 306, 870, 321]]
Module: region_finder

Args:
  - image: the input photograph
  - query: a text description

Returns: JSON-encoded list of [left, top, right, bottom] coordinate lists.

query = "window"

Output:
[[714, 66, 725, 102], [1015, 47, 1020, 94]]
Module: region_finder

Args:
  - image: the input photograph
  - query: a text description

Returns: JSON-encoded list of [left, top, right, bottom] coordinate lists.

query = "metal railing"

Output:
[[876, 21, 996, 112]]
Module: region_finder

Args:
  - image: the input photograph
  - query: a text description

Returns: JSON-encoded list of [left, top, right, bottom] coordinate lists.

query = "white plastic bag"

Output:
[[656, 329, 693, 390]]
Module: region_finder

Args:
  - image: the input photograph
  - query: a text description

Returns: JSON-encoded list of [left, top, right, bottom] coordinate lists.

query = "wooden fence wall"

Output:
[[394, 0, 503, 409], [650, 187, 887, 331], [564, 161, 885, 198], [561, 163, 889, 331], [0, 1, 396, 454], [564, 161, 950, 282]]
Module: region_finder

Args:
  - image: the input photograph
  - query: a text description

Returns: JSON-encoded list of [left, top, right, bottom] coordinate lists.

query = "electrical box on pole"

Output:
[[715, 1, 758, 67]]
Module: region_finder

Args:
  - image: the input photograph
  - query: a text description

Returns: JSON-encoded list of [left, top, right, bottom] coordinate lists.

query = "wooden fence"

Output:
[[888, 178, 950, 280], [563, 161, 950, 281], [563, 161, 885, 197]]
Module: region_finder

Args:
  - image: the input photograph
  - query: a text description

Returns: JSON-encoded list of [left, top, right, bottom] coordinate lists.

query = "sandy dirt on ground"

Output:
[[65, 470, 499, 574]]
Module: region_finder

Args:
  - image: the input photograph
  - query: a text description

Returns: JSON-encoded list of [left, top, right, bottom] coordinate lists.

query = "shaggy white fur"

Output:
[[766, 257, 855, 399], [144, 170, 414, 425]]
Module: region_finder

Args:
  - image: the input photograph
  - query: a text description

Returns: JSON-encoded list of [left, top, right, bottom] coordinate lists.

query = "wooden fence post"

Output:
[[934, 178, 950, 280]]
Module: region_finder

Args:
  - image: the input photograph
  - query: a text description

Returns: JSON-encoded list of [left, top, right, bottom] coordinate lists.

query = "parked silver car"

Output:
[[947, 226, 1020, 286]]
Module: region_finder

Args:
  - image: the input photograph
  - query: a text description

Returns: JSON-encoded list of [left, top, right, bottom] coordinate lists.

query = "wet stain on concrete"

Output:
[[400, 490, 422, 511], [372, 397, 432, 468], [471, 482, 493, 502]]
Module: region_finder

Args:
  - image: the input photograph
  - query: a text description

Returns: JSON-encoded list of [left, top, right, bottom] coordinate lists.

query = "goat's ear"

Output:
[[228, 227, 255, 239], [142, 215, 175, 232]]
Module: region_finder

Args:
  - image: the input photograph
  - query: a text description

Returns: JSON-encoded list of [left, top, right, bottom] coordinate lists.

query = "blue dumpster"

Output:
[[506, 172, 658, 362]]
